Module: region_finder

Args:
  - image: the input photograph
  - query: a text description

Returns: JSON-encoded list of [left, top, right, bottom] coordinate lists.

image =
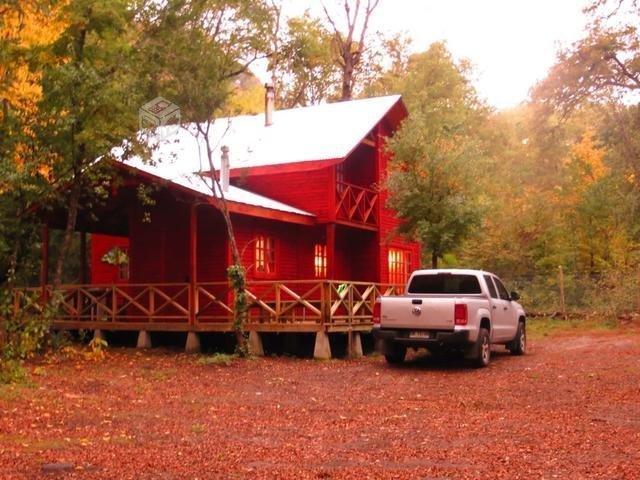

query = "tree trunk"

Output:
[[431, 251, 438, 269], [341, 57, 354, 101], [53, 185, 80, 288]]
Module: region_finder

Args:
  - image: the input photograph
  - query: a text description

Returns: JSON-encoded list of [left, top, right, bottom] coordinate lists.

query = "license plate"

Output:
[[409, 331, 430, 339]]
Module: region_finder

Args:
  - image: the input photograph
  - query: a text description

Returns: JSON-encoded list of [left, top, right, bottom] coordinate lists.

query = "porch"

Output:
[[14, 280, 403, 357]]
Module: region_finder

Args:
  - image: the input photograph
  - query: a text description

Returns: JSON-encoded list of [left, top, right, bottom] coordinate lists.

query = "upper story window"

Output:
[[388, 248, 410, 285], [314, 244, 327, 278], [254, 235, 276, 276]]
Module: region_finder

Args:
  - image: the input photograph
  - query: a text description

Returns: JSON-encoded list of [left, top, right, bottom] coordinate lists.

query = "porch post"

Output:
[[189, 203, 198, 327], [79, 231, 87, 284], [40, 225, 49, 299], [326, 224, 336, 279]]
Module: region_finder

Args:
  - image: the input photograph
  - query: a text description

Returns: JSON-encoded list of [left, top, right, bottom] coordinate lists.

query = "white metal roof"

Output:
[[113, 94, 403, 218], [119, 155, 315, 217]]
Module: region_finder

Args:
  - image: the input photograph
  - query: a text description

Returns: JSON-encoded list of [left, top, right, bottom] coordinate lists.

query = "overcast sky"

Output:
[[274, 0, 592, 110]]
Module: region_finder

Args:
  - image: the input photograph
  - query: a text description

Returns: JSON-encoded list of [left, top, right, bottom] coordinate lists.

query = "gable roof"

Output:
[[113, 94, 405, 223]]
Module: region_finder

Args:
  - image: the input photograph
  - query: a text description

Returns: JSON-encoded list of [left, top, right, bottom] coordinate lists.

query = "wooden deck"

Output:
[[14, 280, 403, 333]]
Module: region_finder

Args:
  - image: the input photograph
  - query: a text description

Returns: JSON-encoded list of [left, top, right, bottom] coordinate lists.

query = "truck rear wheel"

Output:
[[384, 342, 406, 364], [472, 328, 491, 368]]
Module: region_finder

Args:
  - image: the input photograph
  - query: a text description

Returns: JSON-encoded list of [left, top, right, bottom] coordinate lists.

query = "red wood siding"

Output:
[[90, 234, 130, 284], [129, 193, 190, 283], [234, 167, 333, 221], [196, 206, 228, 282], [232, 216, 323, 280]]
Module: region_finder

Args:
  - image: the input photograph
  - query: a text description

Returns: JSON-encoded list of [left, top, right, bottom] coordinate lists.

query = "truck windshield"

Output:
[[408, 274, 482, 294]]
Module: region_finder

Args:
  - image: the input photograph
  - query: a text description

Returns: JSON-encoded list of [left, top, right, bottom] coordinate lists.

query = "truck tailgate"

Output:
[[381, 296, 456, 330]]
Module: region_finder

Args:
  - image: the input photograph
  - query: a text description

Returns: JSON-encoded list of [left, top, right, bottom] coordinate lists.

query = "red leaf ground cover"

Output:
[[1, 329, 639, 479]]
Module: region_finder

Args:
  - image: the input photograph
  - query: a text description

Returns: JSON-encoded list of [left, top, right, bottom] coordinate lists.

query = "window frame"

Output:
[[493, 276, 510, 300], [253, 234, 277, 278], [313, 243, 327, 278], [388, 247, 411, 285], [484, 275, 499, 299]]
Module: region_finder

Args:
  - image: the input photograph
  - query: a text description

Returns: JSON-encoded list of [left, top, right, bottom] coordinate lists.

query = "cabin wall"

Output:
[[128, 193, 190, 283], [333, 227, 378, 282], [196, 206, 228, 282], [234, 167, 333, 221], [232, 215, 323, 281], [90, 234, 130, 284]]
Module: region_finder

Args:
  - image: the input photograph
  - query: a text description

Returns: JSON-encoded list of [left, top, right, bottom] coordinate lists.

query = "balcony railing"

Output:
[[12, 280, 404, 332], [335, 181, 378, 227]]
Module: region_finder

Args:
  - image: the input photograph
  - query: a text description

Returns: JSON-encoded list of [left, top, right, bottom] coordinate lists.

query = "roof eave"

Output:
[[110, 160, 316, 226]]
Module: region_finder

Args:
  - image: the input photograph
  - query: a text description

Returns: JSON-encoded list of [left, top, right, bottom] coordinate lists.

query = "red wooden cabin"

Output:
[[30, 94, 420, 356], [93, 94, 418, 287]]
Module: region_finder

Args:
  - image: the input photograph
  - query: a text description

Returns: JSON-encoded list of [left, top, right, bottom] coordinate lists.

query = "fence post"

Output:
[[558, 266, 566, 319]]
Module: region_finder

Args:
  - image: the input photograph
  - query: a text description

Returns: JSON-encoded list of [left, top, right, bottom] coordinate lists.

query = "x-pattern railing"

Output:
[[335, 181, 378, 226], [12, 280, 404, 330]]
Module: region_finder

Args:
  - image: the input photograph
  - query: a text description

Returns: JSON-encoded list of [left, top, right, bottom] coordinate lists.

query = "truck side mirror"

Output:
[[510, 291, 520, 301]]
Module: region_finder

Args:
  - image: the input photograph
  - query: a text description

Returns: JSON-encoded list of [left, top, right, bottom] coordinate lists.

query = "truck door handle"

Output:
[[492, 306, 497, 310], [412, 299, 422, 305], [503, 307, 508, 311]]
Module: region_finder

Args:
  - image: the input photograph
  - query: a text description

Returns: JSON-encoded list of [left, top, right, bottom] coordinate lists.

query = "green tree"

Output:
[[35, 0, 144, 287], [137, 0, 276, 355], [386, 43, 487, 268], [271, 13, 339, 108]]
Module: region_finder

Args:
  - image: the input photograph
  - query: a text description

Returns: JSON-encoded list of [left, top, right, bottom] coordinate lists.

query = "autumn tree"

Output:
[[322, 0, 380, 100], [0, 1, 66, 286], [386, 43, 487, 268]]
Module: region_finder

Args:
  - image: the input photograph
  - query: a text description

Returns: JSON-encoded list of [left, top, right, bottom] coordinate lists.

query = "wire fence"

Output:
[[502, 267, 640, 318]]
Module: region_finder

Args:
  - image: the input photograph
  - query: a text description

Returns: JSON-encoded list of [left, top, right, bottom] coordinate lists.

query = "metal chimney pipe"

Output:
[[265, 83, 275, 127], [221, 145, 230, 192]]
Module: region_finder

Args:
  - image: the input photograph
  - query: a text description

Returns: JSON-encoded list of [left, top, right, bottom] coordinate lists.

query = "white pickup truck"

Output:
[[372, 269, 526, 367]]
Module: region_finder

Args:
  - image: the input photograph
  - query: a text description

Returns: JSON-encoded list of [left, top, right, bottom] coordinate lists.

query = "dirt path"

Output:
[[1, 330, 639, 479]]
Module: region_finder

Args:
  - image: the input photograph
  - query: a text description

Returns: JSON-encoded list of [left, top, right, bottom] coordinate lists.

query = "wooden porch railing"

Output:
[[13, 280, 404, 332], [335, 181, 379, 227]]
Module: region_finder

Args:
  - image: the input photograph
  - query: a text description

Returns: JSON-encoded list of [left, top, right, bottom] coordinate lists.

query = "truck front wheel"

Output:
[[384, 342, 406, 364], [509, 321, 526, 355]]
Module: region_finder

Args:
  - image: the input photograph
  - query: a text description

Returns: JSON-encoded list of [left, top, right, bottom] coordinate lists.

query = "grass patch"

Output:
[[198, 353, 238, 366], [528, 316, 619, 339], [0, 359, 28, 385]]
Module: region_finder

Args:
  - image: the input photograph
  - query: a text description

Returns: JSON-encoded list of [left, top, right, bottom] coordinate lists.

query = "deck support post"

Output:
[[185, 331, 201, 354], [347, 331, 363, 358], [313, 330, 332, 360], [93, 329, 105, 343], [248, 331, 264, 356], [137, 330, 152, 349]]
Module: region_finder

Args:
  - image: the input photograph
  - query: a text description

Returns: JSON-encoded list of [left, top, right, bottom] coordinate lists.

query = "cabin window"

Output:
[[388, 248, 410, 284], [254, 235, 276, 276], [314, 244, 327, 278]]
